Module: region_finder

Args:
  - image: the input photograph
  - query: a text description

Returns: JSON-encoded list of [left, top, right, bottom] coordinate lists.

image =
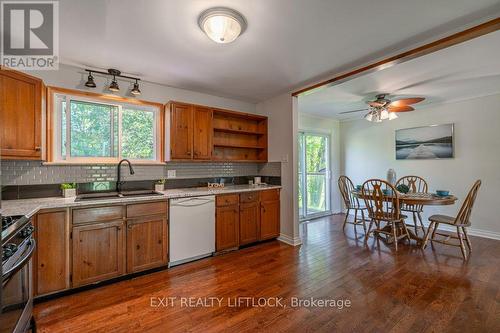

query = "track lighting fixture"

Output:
[[83, 68, 142, 95]]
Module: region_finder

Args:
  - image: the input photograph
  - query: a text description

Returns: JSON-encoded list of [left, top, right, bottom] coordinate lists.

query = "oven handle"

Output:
[[2, 238, 36, 281]]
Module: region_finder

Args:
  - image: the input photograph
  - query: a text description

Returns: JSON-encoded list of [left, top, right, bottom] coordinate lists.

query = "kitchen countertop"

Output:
[[0, 184, 282, 218]]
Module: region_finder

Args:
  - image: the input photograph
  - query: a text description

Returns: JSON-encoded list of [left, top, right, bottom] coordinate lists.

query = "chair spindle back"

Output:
[[362, 179, 401, 221], [454, 180, 481, 226], [338, 176, 360, 209]]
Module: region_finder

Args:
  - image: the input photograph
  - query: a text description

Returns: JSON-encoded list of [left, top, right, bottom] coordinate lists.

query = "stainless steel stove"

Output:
[[1, 214, 36, 333]]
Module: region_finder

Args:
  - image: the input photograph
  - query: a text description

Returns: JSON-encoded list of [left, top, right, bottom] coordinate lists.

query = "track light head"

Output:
[[85, 72, 96, 88], [131, 80, 141, 96], [109, 76, 120, 92]]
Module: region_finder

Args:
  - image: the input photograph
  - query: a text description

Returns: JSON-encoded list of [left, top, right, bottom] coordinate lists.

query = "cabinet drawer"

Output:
[[260, 189, 280, 202], [216, 194, 239, 207], [73, 206, 123, 224], [127, 201, 167, 218], [240, 192, 260, 203]]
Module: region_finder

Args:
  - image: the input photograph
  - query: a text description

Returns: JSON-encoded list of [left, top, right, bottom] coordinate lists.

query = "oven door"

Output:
[[0, 238, 35, 333]]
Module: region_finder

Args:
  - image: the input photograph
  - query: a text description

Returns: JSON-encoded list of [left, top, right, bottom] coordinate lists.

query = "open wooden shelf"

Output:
[[213, 143, 266, 149], [213, 127, 266, 135]]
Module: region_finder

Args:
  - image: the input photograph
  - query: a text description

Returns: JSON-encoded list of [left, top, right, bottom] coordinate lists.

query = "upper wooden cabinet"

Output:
[[169, 102, 193, 160], [193, 106, 213, 160], [167, 101, 267, 162], [0, 68, 45, 160]]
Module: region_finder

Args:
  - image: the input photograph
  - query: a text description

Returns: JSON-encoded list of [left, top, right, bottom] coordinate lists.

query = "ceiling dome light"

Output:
[[388, 112, 398, 120], [198, 7, 247, 44]]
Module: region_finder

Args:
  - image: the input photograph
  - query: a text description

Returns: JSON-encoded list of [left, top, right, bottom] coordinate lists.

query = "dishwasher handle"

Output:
[[171, 197, 215, 207]]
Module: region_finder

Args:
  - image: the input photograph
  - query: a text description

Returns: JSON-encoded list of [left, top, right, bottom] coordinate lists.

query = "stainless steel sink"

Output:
[[75, 190, 163, 201]]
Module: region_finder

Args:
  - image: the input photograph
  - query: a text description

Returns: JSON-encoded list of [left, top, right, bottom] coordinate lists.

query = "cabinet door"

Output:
[[34, 210, 70, 296], [216, 205, 239, 251], [0, 69, 44, 159], [193, 106, 212, 160], [126, 215, 168, 273], [260, 200, 280, 240], [239, 202, 260, 245], [170, 103, 193, 159], [72, 221, 125, 287]]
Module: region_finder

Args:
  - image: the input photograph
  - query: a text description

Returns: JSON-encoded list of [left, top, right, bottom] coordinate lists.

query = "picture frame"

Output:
[[395, 124, 454, 160]]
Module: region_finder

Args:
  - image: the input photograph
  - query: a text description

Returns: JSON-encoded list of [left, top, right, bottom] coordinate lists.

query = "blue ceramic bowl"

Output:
[[356, 185, 362, 191], [436, 190, 450, 197], [382, 189, 393, 195]]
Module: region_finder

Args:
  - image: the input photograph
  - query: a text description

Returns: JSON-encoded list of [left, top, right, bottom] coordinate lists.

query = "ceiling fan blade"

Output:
[[339, 108, 369, 115], [389, 97, 425, 107], [387, 105, 414, 112]]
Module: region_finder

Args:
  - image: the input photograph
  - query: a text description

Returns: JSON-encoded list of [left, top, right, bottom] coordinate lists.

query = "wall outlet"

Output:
[[281, 154, 289, 163], [167, 170, 176, 178]]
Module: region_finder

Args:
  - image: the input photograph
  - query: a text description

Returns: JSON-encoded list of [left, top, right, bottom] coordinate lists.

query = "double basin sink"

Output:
[[75, 190, 163, 202]]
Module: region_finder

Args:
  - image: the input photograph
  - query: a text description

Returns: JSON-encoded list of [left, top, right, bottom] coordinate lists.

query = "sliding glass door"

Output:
[[298, 132, 331, 220]]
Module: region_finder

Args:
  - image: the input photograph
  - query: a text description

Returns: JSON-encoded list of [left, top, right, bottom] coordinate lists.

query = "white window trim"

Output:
[[52, 93, 162, 164]]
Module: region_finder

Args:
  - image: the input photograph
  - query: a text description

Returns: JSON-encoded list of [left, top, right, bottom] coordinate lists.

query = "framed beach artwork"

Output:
[[395, 124, 454, 160]]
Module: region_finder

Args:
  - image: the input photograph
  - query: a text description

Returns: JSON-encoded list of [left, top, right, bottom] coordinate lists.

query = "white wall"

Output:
[[256, 94, 301, 245], [298, 114, 342, 214], [340, 93, 500, 237], [23, 64, 256, 112]]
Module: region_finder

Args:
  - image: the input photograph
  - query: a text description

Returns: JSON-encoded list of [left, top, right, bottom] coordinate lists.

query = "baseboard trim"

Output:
[[346, 213, 500, 241], [278, 234, 302, 246]]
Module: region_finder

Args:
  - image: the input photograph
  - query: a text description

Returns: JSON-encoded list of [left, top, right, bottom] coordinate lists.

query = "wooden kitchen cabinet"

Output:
[[239, 201, 260, 245], [169, 102, 193, 159], [33, 210, 70, 296], [216, 195, 240, 251], [260, 189, 281, 240], [72, 220, 125, 287], [193, 106, 213, 160], [126, 214, 168, 273], [0, 67, 45, 160]]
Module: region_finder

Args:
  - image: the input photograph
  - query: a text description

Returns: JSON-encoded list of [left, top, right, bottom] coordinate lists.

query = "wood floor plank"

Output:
[[34, 215, 500, 332]]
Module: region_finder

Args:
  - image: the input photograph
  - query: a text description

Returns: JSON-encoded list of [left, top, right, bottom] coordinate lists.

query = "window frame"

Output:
[[47, 87, 165, 164]]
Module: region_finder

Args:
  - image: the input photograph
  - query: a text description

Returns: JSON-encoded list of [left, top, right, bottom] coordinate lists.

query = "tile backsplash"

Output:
[[0, 161, 281, 186]]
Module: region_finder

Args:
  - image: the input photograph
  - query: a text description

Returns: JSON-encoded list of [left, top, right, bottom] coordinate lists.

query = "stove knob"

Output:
[[2, 247, 13, 261]]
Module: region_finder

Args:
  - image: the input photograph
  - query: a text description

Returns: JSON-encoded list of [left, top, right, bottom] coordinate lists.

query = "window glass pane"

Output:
[[121, 108, 155, 160], [61, 100, 66, 158], [306, 135, 327, 173], [306, 174, 326, 215], [70, 100, 117, 157]]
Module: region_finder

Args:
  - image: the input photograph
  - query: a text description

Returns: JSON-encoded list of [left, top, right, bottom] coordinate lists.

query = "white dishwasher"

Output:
[[169, 195, 215, 267]]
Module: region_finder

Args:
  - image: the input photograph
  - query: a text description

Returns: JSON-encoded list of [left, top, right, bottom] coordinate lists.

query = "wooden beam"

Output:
[[292, 18, 500, 97]]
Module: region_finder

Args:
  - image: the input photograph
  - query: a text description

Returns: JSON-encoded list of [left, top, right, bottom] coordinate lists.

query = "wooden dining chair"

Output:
[[421, 180, 481, 260], [362, 179, 410, 251], [396, 176, 428, 236], [338, 176, 367, 233]]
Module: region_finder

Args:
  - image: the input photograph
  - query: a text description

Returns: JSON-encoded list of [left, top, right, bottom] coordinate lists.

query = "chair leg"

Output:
[[392, 221, 398, 251], [462, 227, 472, 252], [343, 208, 350, 231], [364, 219, 374, 245], [421, 221, 435, 249], [360, 209, 367, 234], [412, 212, 419, 236], [416, 212, 425, 231], [456, 227, 468, 260], [431, 223, 439, 240]]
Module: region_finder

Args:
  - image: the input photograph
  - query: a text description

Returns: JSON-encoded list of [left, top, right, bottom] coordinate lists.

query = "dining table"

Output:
[[353, 190, 458, 244]]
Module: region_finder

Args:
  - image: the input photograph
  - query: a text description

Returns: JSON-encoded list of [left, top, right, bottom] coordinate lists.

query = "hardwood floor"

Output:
[[34, 214, 500, 332]]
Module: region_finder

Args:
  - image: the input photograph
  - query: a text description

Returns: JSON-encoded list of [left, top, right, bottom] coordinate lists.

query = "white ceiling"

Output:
[[58, 0, 500, 102], [298, 30, 500, 120]]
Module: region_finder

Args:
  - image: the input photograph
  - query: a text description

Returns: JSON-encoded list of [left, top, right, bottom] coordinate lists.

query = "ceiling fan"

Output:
[[339, 94, 425, 122]]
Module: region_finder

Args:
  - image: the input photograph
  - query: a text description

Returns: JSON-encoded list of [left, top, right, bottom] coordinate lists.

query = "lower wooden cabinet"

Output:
[[126, 215, 168, 273], [216, 204, 240, 251], [239, 202, 260, 245], [260, 200, 280, 240], [72, 220, 126, 287], [34, 210, 70, 296]]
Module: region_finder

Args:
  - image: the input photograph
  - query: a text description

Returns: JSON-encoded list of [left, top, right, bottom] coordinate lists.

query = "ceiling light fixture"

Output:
[[84, 71, 96, 88], [130, 79, 141, 96], [198, 7, 247, 44], [364, 107, 398, 123], [109, 76, 120, 92]]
